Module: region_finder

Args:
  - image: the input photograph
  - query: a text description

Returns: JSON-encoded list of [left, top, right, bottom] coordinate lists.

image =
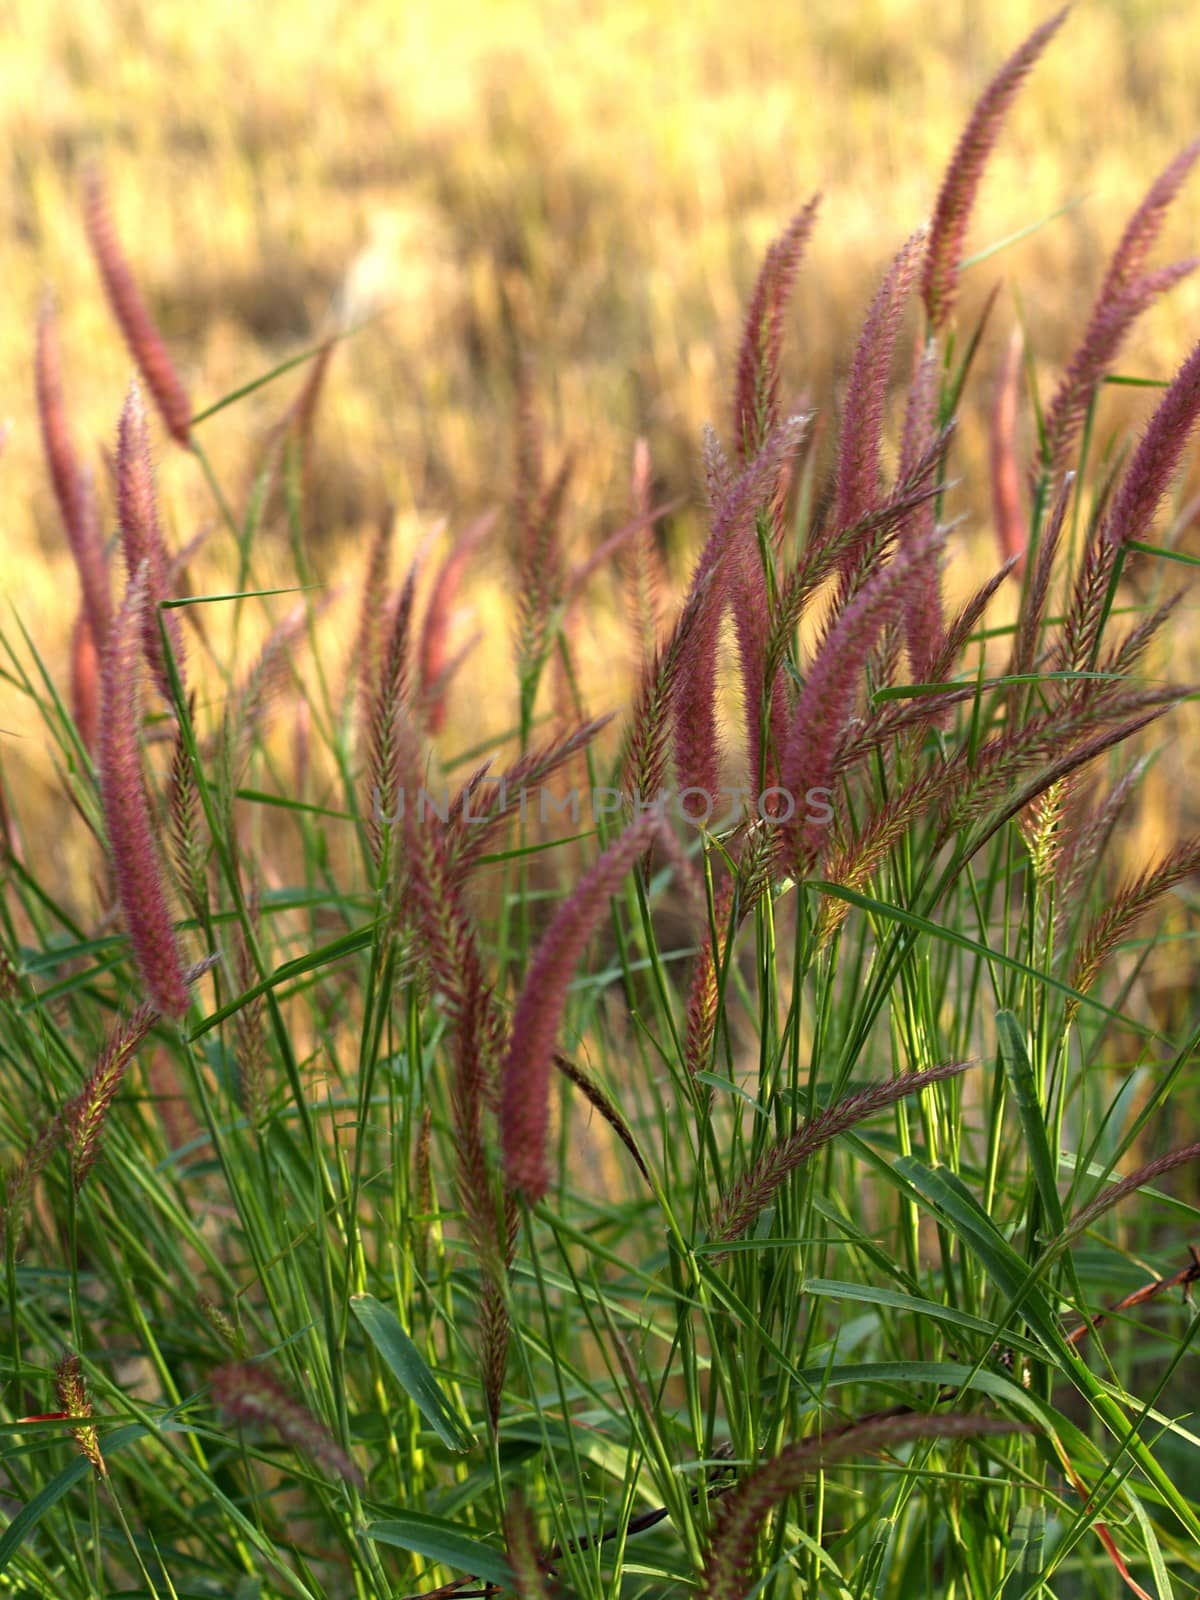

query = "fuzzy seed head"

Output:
[[99, 562, 190, 1019]]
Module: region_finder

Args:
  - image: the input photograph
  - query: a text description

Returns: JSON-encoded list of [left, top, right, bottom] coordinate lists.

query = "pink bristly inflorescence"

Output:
[[501, 813, 661, 1202], [210, 1361, 364, 1489], [1042, 140, 1200, 475], [116, 383, 188, 703], [779, 534, 942, 877], [35, 300, 112, 653], [732, 197, 820, 463], [834, 229, 927, 541], [82, 166, 192, 446], [98, 562, 191, 1020], [920, 9, 1067, 331], [1103, 338, 1200, 548]]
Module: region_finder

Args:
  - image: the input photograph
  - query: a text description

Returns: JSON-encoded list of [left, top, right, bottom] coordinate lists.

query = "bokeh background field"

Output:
[[3, 0, 1200, 891]]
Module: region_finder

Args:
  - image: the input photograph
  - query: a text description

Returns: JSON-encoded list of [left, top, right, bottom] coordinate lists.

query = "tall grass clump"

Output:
[[4, 15, 1200, 1599]]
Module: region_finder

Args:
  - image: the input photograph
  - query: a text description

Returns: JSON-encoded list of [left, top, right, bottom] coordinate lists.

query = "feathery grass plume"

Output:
[[699, 1413, 1026, 1599], [55, 1355, 105, 1476], [394, 703, 507, 1081], [892, 335, 945, 677], [501, 813, 661, 1202], [449, 977, 498, 1265], [1018, 771, 1069, 886], [209, 1361, 364, 1489], [621, 437, 665, 675], [512, 371, 571, 728], [925, 556, 1018, 687], [479, 1199, 519, 1431], [921, 9, 1067, 330], [1067, 836, 1200, 1015], [408, 794, 512, 1421], [675, 416, 808, 814], [1043, 263, 1200, 479], [1066, 1141, 1200, 1240], [36, 299, 111, 649], [623, 565, 716, 812], [948, 710, 1174, 878], [1104, 337, 1200, 548], [447, 716, 612, 878], [1098, 589, 1184, 683], [365, 562, 420, 869], [116, 383, 188, 703], [1053, 479, 1125, 679], [1094, 139, 1200, 307], [899, 337, 940, 487], [935, 681, 1181, 843], [815, 766, 954, 945], [283, 335, 335, 522], [1042, 140, 1200, 473], [82, 167, 191, 446], [733, 198, 820, 462], [354, 504, 395, 741], [778, 534, 941, 877], [418, 510, 496, 733], [504, 1491, 553, 1598], [677, 428, 756, 777], [730, 538, 788, 791], [290, 334, 336, 441], [1055, 757, 1148, 906], [832, 679, 992, 780], [403, 774, 490, 1035], [63, 999, 157, 1190], [680, 842, 773, 1083], [99, 562, 190, 1018], [70, 611, 101, 756], [765, 464, 947, 696], [711, 1060, 972, 1245], [551, 1050, 651, 1184], [683, 870, 737, 1086], [168, 693, 207, 923], [833, 229, 927, 549], [230, 597, 318, 749], [991, 328, 1026, 571], [823, 417, 955, 644], [198, 1293, 246, 1357]]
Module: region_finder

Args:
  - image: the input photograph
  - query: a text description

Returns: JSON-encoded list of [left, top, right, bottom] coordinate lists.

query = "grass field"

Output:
[[3, 6, 1200, 1598]]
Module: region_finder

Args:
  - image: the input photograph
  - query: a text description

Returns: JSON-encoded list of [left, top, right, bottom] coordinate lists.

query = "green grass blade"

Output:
[[349, 1294, 474, 1452]]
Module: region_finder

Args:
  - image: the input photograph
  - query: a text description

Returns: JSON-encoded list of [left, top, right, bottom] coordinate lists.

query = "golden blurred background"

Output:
[[3, 0, 1200, 908]]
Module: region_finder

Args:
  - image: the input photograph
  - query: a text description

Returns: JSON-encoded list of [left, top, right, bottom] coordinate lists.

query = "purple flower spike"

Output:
[[921, 9, 1067, 330], [1105, 338, 1200, 548], [116, 383, 188, 703], [501, 814, 661, 1202], [834, 229, 927, 539], [99, 561, 190, 1019]]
